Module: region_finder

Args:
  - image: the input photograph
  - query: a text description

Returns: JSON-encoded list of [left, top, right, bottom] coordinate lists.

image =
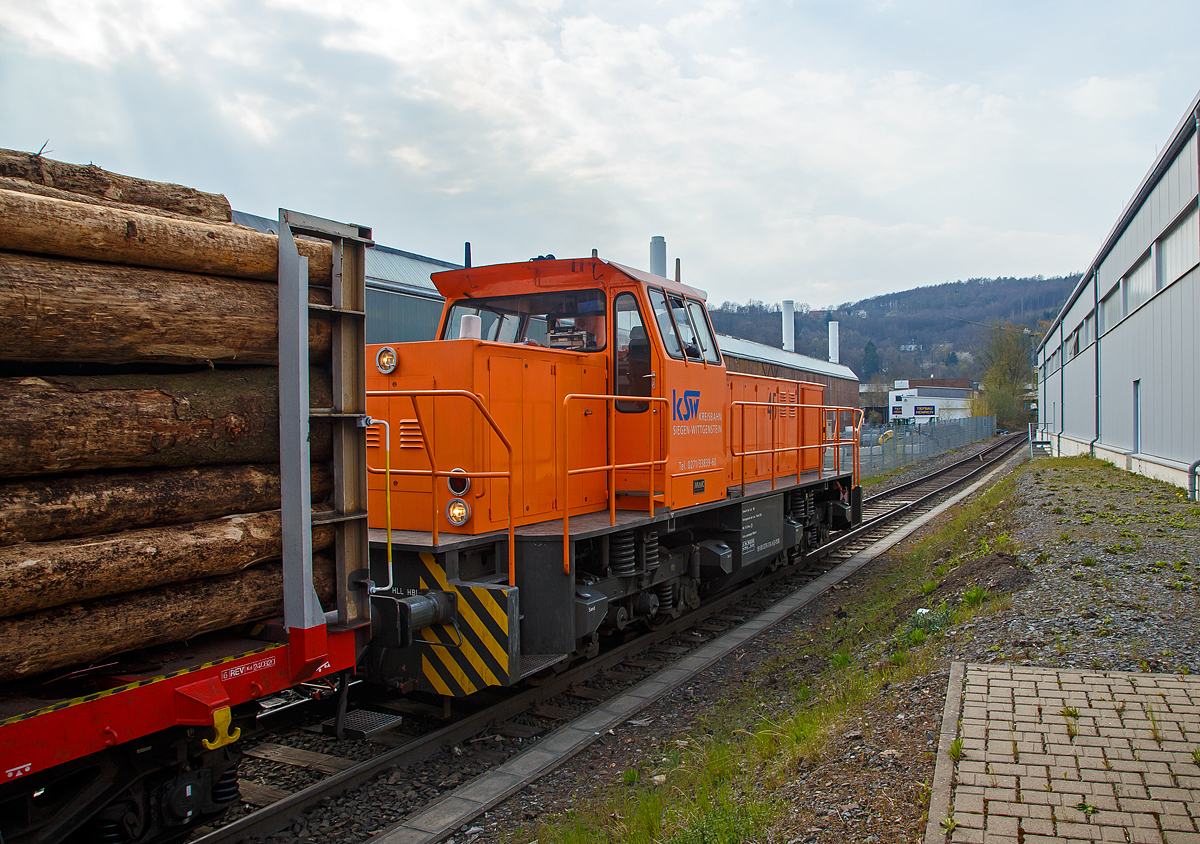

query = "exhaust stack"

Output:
[[650, 236, 666, 277], [782, 300, 794, 352], [828, 321, 840, 364]]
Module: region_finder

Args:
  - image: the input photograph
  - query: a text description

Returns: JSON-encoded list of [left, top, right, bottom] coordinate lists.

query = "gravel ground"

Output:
[[452, 452, 1199, 844]]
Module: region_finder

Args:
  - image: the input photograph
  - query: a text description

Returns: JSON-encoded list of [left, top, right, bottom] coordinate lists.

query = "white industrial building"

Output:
[[1035, 89, 1200, 496], [889, 384, 974, 422]]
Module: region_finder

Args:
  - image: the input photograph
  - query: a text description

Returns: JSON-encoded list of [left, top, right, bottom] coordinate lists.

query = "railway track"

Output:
[[190, 432, 1027, 844]]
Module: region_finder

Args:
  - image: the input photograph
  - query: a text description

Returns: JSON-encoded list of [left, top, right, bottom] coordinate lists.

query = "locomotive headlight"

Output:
[[376, 346, 397, 374], [446, 498, 470, 526], [447, 467, 471, 496]]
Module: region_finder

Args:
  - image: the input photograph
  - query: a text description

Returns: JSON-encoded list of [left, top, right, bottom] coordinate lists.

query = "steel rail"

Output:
[[195, 433, 1027, 844], [862, 431, 1026, 506], [192, 564, 818, 844]]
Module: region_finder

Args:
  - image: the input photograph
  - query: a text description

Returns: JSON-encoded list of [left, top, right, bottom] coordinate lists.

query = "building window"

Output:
[[1157, 204, 1199, 291], [1100, 285, 1122, 334], [1124, 253, 1154, 316]]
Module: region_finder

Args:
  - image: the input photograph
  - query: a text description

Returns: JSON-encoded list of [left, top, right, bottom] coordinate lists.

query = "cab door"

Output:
[[612, 290, 665, 507], [647, 288, 727, 508]]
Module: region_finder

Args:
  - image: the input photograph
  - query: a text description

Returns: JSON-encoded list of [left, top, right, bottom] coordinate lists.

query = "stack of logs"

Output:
[[0, 149, 339, 683]]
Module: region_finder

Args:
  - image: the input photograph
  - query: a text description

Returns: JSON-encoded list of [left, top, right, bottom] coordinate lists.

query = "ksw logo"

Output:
[[673, 390, 701, 421]]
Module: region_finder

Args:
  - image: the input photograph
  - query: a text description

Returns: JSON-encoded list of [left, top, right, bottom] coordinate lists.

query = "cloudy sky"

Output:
[[2, 1, 1198, 307]]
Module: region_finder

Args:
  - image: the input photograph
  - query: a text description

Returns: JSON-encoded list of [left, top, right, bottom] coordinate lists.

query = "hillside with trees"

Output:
[[709, 273, 1078, 383]]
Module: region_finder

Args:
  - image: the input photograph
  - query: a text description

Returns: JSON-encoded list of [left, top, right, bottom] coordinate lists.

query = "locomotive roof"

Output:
[[431, 256, 710, 302]]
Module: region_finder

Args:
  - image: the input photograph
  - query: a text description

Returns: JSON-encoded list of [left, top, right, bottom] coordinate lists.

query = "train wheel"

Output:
[[680, 578, 701, 610]]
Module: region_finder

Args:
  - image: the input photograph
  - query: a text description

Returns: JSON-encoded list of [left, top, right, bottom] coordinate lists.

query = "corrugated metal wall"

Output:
[[366, 288, 444, 344], [1038, 98, 1200, 475], [1099, 266, 1199, 462], [1097, 134, 1198, 295]]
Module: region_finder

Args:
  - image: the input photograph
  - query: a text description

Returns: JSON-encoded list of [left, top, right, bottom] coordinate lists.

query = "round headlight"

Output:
[[447, 468, 471, 497], [376, 346, 397, 374], [446, 498, 470, 526]]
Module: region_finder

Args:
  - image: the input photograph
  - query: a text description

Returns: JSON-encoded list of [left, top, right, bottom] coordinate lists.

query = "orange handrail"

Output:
[[730, 399, 864, 493], [365, 389, 517, 586], [561, 394, 671, 575]]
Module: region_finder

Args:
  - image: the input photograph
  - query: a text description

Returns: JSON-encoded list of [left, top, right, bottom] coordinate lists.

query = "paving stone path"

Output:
[[927, 663, 1200, 843]]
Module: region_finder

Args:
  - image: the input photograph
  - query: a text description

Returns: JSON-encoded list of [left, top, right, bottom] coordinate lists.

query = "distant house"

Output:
[[889, 382, 975, 422]]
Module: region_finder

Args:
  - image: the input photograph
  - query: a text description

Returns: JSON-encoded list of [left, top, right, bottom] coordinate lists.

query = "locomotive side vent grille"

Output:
[[365, 428, 381, 448], [399, 419, 424, 449]]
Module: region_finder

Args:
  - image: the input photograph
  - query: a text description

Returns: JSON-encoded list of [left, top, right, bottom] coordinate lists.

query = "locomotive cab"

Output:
[[362, 256, 861, 698], [365, 257, 728, 537]]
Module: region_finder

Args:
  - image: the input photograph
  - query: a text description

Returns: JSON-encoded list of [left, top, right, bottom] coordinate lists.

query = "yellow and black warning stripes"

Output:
[[414, 552, 518, 697]]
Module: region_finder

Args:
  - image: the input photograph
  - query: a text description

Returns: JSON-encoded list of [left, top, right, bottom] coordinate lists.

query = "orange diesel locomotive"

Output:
[[361, 256, 862, 697]]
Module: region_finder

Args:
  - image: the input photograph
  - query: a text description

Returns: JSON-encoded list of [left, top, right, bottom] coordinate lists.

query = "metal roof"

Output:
[[232, 210, 458, 300], [1037, 86, 1200, 352], [715, 334, 859, 382], [366, 244, 459, 299]]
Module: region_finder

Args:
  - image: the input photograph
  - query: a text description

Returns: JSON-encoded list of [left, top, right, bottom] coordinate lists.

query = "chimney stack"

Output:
[[650, 236, 667, 277], [782, 300, 794, 352], [828, 321, 839, 364]]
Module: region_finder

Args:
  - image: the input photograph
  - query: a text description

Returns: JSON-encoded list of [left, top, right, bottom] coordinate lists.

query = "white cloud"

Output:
[[1069, 75, 1160, 120], [0, 0, 218, 70], [389, 145, 432, 171], [217, 92, 278, 143], [1, 1, 1195, 305]]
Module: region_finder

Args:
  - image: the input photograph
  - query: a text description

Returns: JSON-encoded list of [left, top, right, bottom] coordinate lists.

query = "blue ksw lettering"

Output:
[[673, 389, 701, 421]]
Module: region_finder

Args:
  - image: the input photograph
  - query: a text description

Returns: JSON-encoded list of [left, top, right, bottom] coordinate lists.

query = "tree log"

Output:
[[0, 463, 332, 546], [0, 150, 232, 222], [0, 189, 332, 285], [0, 367, 332, 478], [0, 510, 335, 618], [0, 555, 334, 683], [0, 176, 245, 225], [0, 251, 332, 365]]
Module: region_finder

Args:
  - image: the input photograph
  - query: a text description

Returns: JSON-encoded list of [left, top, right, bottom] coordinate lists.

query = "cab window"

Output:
[[647, 288, 683, 359], [614, 292, 651, 413], [442, 289, 606, 351], [668, 293, 705, 360], [686, 299, 721, 364]]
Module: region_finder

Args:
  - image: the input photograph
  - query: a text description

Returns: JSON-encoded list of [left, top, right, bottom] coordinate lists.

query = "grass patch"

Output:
[[524, 470, 1025, 843]]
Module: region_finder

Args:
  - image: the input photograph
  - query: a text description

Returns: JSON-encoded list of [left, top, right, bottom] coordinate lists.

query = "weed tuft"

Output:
[[947, 736, 965, 761], [962, 585, 989, 608], [899, 603, 953, 643]]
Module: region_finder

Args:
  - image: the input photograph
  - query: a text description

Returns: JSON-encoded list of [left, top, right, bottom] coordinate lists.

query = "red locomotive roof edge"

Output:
[[430, 256, 711, 302]]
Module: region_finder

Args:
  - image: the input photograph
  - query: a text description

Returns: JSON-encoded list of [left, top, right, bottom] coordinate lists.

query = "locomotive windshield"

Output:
[[443, 289, 607, 351]]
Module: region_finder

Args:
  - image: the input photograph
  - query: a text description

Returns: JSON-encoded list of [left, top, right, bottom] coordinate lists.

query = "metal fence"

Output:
[[833, 416, 997, 479]]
